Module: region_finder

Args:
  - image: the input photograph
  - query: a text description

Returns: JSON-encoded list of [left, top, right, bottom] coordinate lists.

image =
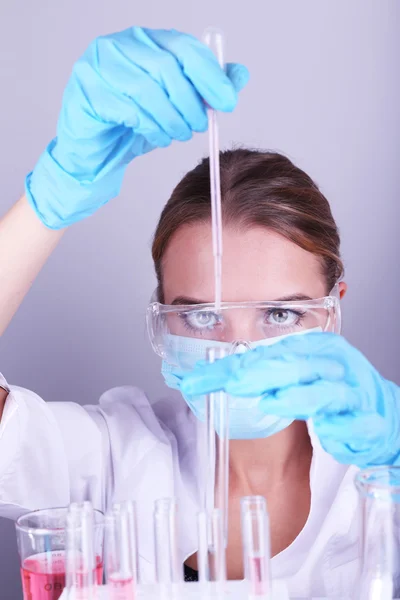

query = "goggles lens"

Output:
[[147, 289, 341, 366]]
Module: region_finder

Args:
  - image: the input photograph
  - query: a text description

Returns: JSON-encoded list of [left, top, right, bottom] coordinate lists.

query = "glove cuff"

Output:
[[25, 140, 122, 230]]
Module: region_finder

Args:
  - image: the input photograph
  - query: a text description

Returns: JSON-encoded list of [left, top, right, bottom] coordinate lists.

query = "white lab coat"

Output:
[[0, 371, 363, 597]]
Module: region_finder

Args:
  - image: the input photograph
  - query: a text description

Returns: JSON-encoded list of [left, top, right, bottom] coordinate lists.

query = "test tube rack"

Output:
[[59, 495, 283, 600], [60, 579, 290, 600]]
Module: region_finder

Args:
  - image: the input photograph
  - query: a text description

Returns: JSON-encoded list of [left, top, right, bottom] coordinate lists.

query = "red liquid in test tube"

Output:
[[241, 496, 271, 598], [247, 554, 269, 596], [21, 553, 103, 600], [108, 574, 135, 600], [105, 501, 138, 598]]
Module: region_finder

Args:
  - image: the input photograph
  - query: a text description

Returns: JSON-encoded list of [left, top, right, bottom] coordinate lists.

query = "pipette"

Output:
[[65, 502, 98, 600], [203, 27, 224, 311], [105, 501, 138, 600], [241, 496, 271, 598]]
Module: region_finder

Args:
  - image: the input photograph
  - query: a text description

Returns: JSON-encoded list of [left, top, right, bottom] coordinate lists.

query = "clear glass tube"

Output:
[[65, 502, 98, 600], [241, 496, 271, 597], [197, 511, 209, 583], [355, 466, 400, 600], [205, 347, 229, 546], [197, 508, 226, 585], [154, 498, 182, 585], [202, 27, 225, 311], [203, 27, 224, 68], [208, 508, 226, 584], [105, 501, 138, 600]]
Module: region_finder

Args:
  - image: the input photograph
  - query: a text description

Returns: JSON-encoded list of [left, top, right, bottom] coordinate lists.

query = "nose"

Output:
[[222, 309, 263, 344]]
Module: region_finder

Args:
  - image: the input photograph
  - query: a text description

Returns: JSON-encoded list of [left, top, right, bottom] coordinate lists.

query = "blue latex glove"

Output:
[[181, 332, 400, 468], [26, 27, 249, 229]]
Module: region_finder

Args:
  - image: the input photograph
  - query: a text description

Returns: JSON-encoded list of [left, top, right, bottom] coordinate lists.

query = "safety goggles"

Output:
[[147, 285, 341, 367]]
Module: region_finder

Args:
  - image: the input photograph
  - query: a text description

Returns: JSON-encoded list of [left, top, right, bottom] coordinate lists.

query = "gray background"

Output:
[[1, 0, 399, 596]]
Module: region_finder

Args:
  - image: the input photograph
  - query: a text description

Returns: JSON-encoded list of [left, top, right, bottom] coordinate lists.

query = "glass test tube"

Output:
[[105, 501, 138, 600], [241, 496, 271, 597], [197, 508, 226, 585], [197, 511, 209, 583], [154, 498, 183, 585], [355, 466, 400, 600], [205, 347, 229, 547], [209, 509, 227, 584], [66, 502, 98, 600]]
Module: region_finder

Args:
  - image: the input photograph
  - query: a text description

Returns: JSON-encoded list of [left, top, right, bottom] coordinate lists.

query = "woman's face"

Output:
[[161, 223, 346, 342]]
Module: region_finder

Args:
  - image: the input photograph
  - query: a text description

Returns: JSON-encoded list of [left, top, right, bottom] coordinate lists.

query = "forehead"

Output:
[[162, 223, 326, 304]]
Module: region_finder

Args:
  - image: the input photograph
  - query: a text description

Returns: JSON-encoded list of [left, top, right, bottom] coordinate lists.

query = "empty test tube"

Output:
[[208, 508, 226, 583], [105, 501, 138, 600], [154, 498, 183, 585], [197, 511, 209, 583], [241, 496, 271, 597], [66, 501, 97, 600], [197, 508, 226, 585]]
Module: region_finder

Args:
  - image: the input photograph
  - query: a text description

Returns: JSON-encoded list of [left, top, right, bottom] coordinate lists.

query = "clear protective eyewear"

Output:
[[147, 285, 341, 368]]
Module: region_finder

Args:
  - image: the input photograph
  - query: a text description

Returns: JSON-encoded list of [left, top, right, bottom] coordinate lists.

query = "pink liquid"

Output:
[[21, 553, 103, 600], [108, 574, 135, 600], [247, 555, 270, 596]]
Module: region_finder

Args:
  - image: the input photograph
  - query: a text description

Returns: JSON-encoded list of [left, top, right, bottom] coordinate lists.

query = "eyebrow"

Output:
[[171, 296, 207, 306], [274, 294, 314, 302], [170, 293, 314, 305]]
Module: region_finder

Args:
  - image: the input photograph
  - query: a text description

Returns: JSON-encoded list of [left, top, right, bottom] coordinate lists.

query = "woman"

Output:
[[0, 26, 399, 597]]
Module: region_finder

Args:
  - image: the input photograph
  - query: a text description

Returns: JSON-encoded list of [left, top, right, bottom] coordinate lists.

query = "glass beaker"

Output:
[[355, 466, 400, 600], [16, 506, 104, 600]]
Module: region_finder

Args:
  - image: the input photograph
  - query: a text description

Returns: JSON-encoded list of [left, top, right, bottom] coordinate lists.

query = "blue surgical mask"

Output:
[[161, 328, 321, 440]]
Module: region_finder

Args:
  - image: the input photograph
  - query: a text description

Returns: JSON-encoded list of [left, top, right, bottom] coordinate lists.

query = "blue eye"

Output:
[[264, 309, 305, 327], [181, 310, 220, 332]]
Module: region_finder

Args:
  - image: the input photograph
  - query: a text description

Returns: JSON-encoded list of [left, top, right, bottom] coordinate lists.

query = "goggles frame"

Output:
[[147, 285, 341, 359]]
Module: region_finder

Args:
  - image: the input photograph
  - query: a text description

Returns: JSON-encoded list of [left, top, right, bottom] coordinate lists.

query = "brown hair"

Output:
[[152, 148, 344, 302]]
